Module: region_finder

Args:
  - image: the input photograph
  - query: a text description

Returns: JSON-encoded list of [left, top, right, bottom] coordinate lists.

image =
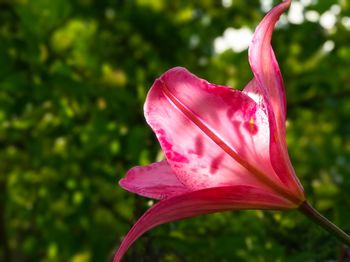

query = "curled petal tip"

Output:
[[248, 0, 304, 197]]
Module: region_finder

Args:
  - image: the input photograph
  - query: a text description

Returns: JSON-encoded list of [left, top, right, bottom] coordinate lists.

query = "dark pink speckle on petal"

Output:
[[158, 135, 173, 151], [167, 151, 189, 163], [209, 154, 224, 175], [194, 136, 204, 157]]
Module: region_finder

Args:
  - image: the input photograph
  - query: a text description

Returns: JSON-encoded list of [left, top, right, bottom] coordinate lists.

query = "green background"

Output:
[[0, 0, 349, 261]]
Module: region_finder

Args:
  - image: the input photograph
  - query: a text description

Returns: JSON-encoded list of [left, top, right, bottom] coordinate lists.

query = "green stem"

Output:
[[298, 201, 350, 246]]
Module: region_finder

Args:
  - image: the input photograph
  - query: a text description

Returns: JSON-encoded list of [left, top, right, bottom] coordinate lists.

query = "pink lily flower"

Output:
[[114, 0, 306, 260]]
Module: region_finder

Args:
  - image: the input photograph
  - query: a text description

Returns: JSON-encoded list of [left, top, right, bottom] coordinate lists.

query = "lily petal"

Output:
[[113, 185, 295, 262], [248, 0, 304, 197], [144, 67, 284, 193], [119, 160, 190, 200], [249, 0, 290, 133]]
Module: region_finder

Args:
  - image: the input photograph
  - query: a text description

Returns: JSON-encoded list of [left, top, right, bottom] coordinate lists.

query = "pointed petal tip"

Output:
[[118, 166, 136, 189], [118, 177, 127, 189], [118, 167, 140, 195]]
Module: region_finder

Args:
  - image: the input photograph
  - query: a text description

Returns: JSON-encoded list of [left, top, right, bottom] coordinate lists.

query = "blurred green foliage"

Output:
[[0, 0, 350, 261]]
